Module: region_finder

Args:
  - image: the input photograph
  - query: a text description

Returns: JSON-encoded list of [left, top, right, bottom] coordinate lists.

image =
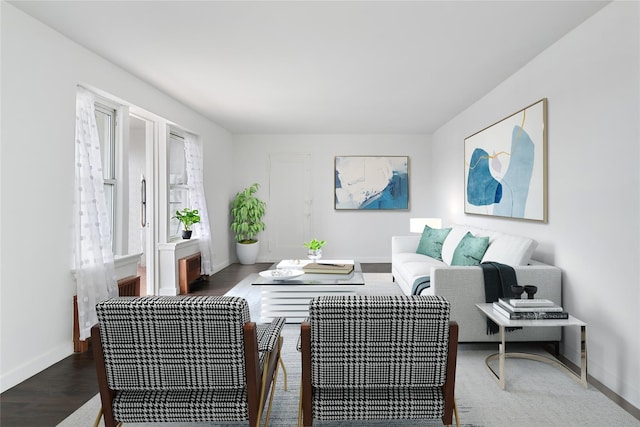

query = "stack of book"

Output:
[[493, 298, 569, 320], [303, 262, 354, 274]]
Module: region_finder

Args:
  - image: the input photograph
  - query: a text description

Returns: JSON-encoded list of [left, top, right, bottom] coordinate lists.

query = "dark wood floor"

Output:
[[0, 262, 390, 426]]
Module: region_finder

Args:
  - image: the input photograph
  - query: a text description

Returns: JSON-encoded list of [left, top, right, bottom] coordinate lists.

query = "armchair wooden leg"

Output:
[[446, 399, 460, 427], [263, 337, 284, 427], [279, 356, 288, 391], [94, 408, 122, 427], [256, 351, 271, 427], [94, 408, 102, 427]]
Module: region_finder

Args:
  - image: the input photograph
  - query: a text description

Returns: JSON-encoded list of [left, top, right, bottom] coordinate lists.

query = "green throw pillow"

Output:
[[416, 226, 452, 261], [451, 232, 490, 266]]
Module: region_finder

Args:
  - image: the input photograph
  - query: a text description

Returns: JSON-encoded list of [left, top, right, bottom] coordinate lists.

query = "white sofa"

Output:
[[392, 225, 562, 343]]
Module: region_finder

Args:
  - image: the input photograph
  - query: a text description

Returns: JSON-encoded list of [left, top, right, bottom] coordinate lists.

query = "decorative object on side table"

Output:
[[230, 183, 266, 264], [173, 207, 200, 239], [304, 238, 326, 261], [511, 285, 525, 299], [511, 284, 538, 299], [524, 285, 538, 299]]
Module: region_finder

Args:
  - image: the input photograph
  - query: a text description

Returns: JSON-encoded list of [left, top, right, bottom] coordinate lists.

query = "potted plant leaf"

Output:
[[230, 183, 266, 264], [304, 238, 326, 261], [174, 207, 200, 239]]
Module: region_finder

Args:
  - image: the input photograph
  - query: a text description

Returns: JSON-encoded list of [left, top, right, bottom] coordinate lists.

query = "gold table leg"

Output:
[[485, 324, 588, 389]]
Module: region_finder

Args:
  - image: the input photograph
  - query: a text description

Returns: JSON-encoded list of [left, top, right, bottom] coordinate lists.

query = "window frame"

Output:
[[168, 128, 191, 239], [94, 100, 118, 252]]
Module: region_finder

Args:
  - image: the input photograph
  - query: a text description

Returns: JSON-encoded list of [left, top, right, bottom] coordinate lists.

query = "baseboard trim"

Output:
[[0, 341, 71, 393], [558, 353, 640, 421]]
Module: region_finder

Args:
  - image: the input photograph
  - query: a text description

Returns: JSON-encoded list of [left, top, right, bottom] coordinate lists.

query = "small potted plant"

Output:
[[174, 207, 201, 239], [230, 183, 267, 264], [304, 238, 326, 261]]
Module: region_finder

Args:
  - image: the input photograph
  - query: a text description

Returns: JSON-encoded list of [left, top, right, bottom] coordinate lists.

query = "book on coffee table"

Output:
[[303, 262, 354, 274]]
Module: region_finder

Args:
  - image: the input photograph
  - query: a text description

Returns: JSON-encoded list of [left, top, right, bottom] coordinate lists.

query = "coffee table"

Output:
[[252, 261, 365, 323], [476, 303, 588, 390]]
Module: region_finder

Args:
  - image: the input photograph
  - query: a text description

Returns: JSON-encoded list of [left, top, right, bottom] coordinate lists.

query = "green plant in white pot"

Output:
[[230, 183, 266, 264], [174, 208, 200, 239]]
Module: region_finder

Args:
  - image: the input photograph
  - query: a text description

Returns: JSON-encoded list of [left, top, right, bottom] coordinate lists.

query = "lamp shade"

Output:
[[410, 218, 442, 233]]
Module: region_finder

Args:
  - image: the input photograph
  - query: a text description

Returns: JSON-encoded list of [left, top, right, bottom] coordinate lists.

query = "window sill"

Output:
[[71, 252, 142, 281], [114, 253, 143, 279]]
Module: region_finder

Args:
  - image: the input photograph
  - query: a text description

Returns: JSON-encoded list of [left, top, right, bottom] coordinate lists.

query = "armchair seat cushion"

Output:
[[312, 387, 444, 420], [113, 389, 249, 423]]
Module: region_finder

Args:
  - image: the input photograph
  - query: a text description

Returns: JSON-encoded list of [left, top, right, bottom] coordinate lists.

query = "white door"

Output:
[[267, 153, 312, 260]]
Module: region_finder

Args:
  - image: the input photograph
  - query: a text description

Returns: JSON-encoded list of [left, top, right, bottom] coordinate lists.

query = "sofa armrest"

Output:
[[392, 235, 420, 254]]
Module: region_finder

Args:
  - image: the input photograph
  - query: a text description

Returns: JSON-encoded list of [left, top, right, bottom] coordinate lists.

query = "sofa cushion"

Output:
[[416, 226, 451, 261], [451, 232, 490, 266], [441, 225, 470, 265], [481, 233, 538, 266]]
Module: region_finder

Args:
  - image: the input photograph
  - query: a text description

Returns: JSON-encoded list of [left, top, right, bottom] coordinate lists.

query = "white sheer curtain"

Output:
[[184, 133, 215, 275], [72, 88, 119, 340]]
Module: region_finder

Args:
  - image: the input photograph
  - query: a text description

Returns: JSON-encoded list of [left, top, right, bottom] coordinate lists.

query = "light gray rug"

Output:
[[58, 274, 639, 427]]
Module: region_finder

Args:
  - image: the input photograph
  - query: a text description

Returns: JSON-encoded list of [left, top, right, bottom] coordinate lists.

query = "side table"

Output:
[[476, 303, 587, 390]]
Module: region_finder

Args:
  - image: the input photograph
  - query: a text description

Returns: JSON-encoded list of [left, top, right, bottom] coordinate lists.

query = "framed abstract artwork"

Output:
[[464, 98, 547, 222], [334, 156, 409, 210]]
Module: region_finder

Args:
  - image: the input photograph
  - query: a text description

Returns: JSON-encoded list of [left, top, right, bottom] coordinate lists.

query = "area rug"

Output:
[[58, 274, 639, 427]]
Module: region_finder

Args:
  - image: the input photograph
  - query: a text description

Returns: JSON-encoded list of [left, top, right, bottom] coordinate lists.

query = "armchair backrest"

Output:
[[308, 295, 451, 388], [95, 296, 251, 391]]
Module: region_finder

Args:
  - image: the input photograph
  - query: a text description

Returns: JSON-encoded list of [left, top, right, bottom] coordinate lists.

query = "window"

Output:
[[168, 129, 190, 238], [94, 101, 118, 251]]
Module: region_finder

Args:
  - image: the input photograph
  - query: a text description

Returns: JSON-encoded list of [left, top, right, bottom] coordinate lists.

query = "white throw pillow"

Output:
[[481, 233, 538, 266], [441, 225, 470, 265]]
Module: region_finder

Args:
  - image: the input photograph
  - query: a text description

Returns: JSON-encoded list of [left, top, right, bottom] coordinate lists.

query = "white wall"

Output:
[[232, 134, 432, 262], [0, 3, 234, 391], [431, 2, 640, 409]]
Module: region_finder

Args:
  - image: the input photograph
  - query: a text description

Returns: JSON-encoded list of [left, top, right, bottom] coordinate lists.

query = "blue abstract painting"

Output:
[[335, 156, 409, 210], [464, 99, 547, 221]]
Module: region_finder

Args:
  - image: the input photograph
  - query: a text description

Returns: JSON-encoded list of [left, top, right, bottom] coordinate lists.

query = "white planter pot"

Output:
[[236, 241, 260, 265]]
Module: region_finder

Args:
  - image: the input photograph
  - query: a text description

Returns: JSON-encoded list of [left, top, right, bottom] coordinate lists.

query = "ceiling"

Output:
[[11, 1, 609, 134]]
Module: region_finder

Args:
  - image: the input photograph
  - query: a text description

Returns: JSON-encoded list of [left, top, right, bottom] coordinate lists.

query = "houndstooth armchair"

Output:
[[91, 296, 286, 427], [300, 295, 459, 427]]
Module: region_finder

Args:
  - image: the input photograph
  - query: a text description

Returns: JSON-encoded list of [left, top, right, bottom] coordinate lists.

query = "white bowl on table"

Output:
[[259, 269, 305, 280]]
